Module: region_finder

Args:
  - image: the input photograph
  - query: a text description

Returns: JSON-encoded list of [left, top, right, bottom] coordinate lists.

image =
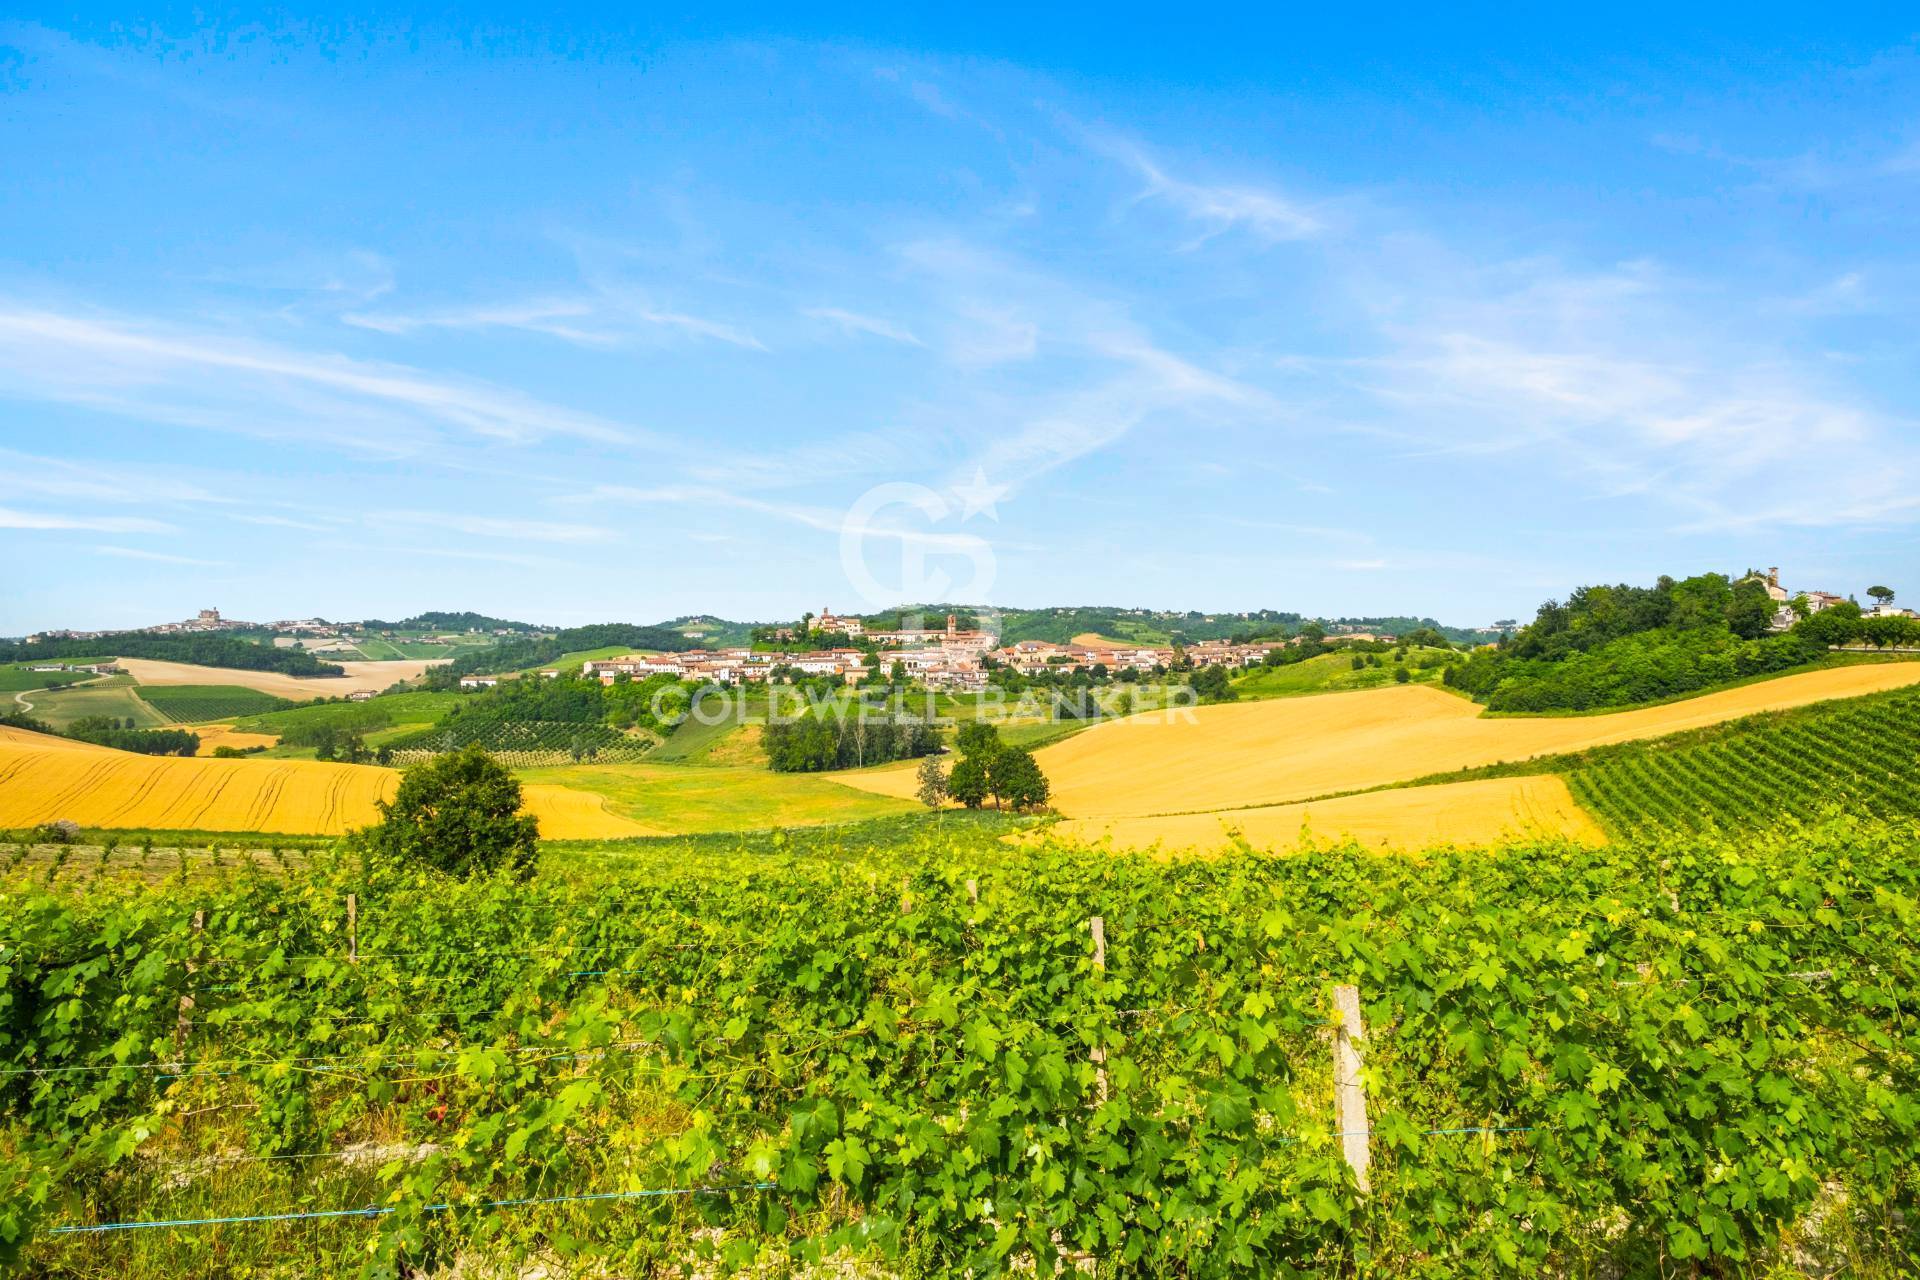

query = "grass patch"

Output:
[[0, 665, 94, 694], [515, 760, 919, 833], [18, 677, 167, 731], [1232, 647, 1455, 700]]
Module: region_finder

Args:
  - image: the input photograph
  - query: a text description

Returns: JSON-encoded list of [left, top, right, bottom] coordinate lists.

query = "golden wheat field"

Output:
[[833, 661, 1920, 850], [115, 657, 444, 701], [1030, 662, 1920, 819], [1047, 776, 1608, 855], [189, 724, 282, 756], [0, 727, 648, 839]]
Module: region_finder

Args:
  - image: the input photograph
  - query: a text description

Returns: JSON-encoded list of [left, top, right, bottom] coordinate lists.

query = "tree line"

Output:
[[1444, 571, 1869, 712], [0, 632, 344, 676], [762, 709, 943, 772]]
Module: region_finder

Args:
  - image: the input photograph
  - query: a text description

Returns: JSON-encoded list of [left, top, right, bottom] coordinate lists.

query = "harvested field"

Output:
[[1048, 776, 1607, 854], [0, 727, 646, 838], [189, 724, 282, 756], [117, 658, 444, 701]]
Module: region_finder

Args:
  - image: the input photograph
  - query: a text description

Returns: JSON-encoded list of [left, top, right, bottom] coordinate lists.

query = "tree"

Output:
[[357, 746, 540, 880], [915, 754, 949, 810], [947, 753, 990, 808], [1724, 581, 1778, 640], [987, 747, 1050, 812], [955, 721, 1002, 759], [1394, 665, 1412, 684], [1868, 585, 1896, 607]]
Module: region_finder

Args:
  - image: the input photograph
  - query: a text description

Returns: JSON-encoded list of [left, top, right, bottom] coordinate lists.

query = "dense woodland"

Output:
[[1447, 572, 1840, 711]]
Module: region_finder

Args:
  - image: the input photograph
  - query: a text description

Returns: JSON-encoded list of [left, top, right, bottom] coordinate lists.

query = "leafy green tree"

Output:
[[358, 746, 539, 880], [987, 747, 1049, 811], [915, 754, 949, 810], [1394, 665, 1412, 684], [1724, 578, 1778, 639], [1868, 585, 1896, 607], [955, 721, 1001, 759], [947, 753, 990, 808], [1187, 664, 1236, 702], [1793, 602, 1862, 650]]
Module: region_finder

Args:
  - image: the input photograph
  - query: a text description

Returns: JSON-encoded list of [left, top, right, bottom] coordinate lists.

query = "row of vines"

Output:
[[1568, 686, 1920, 836], [4, 817, 1918, 1276]]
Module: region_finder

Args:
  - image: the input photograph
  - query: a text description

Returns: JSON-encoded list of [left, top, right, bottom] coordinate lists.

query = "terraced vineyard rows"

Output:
[[5, 821, 1917, 1276], [1567, 685, 1920, 836]]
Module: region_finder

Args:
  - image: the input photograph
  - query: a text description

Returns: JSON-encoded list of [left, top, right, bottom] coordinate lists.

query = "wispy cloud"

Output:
[[0, 303, 650, 451], [0, 506, 176, 533], [803, 306, 924, 347], [1103, 137, 1322, 245], [95, 544, 228, 567], [346, 294, 767, 351]]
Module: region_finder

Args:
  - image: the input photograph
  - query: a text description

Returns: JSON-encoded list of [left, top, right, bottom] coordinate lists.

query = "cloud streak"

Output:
[[0, 506, 176, 533], [0, 304, 651, 451]]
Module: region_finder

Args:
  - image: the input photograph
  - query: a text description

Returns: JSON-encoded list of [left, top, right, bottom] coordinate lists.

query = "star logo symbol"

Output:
[[951, 468, 1008, 522]]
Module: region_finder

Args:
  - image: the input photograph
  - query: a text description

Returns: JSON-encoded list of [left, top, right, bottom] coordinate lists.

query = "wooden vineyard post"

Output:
[[899, 875, 912, 915], [1331, 983, 1371, 1192], [965, 877, 979, 905], [347, 892, 359, 964], [176, 908, 205, 1055], [1089, 916, 1108, 1103]]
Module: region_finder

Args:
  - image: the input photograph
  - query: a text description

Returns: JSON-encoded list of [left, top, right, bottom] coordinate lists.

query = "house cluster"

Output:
[[1752, 568, 1912, 630], [989, 638, 1276, 675], [583, 647, 878, 688], [26, 661, 122, 676]]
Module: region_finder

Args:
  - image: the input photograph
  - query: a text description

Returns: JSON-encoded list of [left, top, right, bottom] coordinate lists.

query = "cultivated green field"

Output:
[[13, 676, 167, 730], [233, 690, 461, 737], [134, 684, 293, 722], [517, 759, 918, 832], [1566, 684, 1920, 837], [0, 664, 94, 694]]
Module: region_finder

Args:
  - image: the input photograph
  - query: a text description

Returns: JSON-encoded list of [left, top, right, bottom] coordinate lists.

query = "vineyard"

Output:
[[1563, 685, 1920, 837], [4, 818, 1916, 1277], [136, 685, 295, 723], [387, 712, 655, 767]]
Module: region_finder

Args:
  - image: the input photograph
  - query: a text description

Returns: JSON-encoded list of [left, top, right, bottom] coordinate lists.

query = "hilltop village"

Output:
[[458, 609, 1292, 692]]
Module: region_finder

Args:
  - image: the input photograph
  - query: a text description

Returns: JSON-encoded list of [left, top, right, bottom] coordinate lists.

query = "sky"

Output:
[[3, 7, 1919, 633]]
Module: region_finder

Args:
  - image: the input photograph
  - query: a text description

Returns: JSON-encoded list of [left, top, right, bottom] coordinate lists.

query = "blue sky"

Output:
[[3, 8, 1919, 632]]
